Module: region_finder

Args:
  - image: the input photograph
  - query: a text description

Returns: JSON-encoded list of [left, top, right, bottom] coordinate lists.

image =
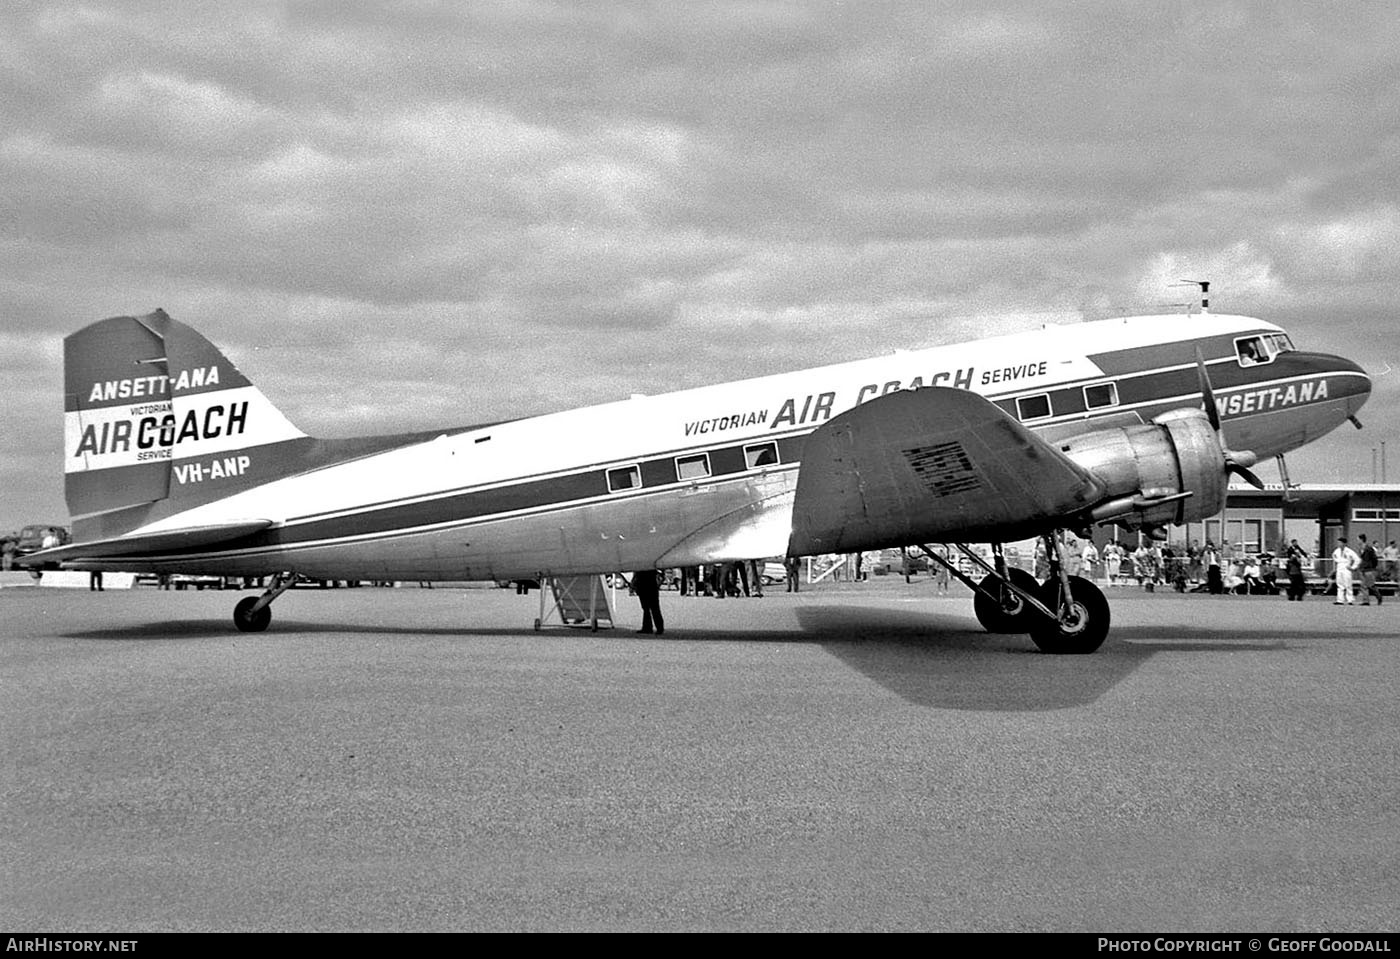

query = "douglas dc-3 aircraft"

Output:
[[24, 302, 1370, 653]]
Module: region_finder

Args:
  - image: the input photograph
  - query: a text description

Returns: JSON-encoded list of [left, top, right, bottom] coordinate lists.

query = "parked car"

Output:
[[15, 524, 70, 556]]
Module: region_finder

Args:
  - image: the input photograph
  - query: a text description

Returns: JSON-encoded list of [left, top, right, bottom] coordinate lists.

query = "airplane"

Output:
[[23, 301, 1370, 653]]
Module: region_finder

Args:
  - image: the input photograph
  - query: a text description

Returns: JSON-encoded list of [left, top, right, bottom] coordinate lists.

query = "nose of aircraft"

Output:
[[1323, 352, 1373, 420]]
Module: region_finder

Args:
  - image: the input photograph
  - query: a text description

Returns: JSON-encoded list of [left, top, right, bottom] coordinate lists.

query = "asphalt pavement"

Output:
[[2, 579, 1397, 931]]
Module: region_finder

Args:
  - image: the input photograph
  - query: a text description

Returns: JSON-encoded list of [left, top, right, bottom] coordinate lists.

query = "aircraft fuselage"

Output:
[[62, 312, 1370, 582]]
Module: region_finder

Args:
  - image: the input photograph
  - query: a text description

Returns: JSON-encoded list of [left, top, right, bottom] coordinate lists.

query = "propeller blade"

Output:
[[1195, 347, 1265, 489], [1229, 463, 1266, 490], [1194, 346, 1221, 432]]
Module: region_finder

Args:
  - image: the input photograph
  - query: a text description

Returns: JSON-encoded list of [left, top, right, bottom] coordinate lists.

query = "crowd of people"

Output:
[[1066, 536, 1398, 601]]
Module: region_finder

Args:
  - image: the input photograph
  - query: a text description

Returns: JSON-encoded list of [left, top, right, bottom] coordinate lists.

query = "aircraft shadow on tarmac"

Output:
[[790, 605, 1287, 711]]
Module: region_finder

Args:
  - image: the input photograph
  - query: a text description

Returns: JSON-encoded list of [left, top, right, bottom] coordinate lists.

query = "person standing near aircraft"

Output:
[[1132, 543, 1154, 590], [707, 564, 724, 598], [632, 568, 665, 634], [934, 547, 951, 593], [1204, 541, 1223, 595], [1063, 536, 1082, 576], [1332, 538, 1360, 605], [785, 555, 801, 593], [1284, 539, 1309, 601], [1103, 540, 1122, 586], [1081, 540, 1100, 583], [1383, 541, 1399, 584], [1357, 534, 1381, 606]]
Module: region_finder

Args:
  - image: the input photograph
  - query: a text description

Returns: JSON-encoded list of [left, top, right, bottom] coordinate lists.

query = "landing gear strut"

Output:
[[917, 535, 1110, 654], [1028, 532, 1110, 654], [233, 572, 296, 633], [972, 543, 1041, 633]]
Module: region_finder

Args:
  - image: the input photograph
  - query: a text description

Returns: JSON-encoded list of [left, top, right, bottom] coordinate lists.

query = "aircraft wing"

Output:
[[789, 387, 1106, 554], [19, 520, 273, 567]]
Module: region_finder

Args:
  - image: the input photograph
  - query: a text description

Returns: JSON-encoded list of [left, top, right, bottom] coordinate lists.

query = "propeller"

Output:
[[1195, 347, 1265, 489]]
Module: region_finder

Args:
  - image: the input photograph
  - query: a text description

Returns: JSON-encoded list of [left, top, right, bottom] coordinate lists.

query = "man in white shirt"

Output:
[[1332, 538, 1361, 605]]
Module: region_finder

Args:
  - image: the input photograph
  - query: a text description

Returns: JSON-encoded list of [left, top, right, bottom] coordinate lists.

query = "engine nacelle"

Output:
[[1057, 409, 1228, 530]]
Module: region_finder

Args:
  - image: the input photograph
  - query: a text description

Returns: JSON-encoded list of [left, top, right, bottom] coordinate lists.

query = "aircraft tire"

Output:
[[233, 596, 271, 633], [1029, 575, 1109, 654], [973, 568, 1041, 633]]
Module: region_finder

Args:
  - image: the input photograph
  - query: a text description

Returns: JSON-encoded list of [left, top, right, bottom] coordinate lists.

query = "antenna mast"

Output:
[[1176, 280, 1209, 313], [1175, 279, 1210, 315]]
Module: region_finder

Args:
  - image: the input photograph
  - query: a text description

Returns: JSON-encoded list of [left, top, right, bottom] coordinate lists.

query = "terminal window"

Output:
[[1353, 508, 1400, 522]]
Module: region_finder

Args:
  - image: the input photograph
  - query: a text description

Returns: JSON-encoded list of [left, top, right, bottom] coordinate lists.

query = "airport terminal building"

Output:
[[1179, 483, 1400, 560], [1067, 483, 1398, 590], [1071, 484, 1399, 583]]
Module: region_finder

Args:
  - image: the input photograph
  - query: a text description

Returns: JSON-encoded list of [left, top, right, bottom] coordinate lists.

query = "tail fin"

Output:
[[64, 310, 309, 532]]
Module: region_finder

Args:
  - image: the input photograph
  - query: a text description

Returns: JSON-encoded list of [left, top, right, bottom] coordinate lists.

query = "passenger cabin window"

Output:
[[1083, 382, 1119, 410], [1016, 393, 1052, 421], [744, 442, 779, 468], [675, 453, 711, 481], [606, 465, 641, 492]]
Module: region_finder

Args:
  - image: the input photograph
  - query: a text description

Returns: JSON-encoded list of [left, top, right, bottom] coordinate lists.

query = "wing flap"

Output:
[[789, 387, 1104, 554]]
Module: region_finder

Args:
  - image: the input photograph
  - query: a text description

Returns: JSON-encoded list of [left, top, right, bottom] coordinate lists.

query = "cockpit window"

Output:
[[1236, 336, 1270, 367], [1235, 333, 1295, 367]]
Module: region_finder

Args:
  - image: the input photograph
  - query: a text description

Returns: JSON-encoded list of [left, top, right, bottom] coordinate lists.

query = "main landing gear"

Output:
[[919, 534, 1110, 654], [232, 572, 296, 633]]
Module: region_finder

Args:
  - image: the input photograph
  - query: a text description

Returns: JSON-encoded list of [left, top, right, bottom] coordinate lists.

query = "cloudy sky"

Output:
[[3, 1, 1398, 530]]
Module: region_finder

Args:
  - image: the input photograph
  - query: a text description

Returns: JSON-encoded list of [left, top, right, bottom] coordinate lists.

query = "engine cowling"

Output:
[[1057, 409, 1228, 530]]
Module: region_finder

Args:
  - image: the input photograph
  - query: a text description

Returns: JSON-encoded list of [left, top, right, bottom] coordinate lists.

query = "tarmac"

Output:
[[2, 577, 1397, 932]]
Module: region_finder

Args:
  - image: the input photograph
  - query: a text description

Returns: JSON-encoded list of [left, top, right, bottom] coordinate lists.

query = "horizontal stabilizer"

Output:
[[789, 387, 1105, 554], [20, 520, 273, 566]]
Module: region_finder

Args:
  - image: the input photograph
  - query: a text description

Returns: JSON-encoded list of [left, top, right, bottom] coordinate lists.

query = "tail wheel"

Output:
[[233, 596, 272, 633], [973, 568, 1041, 633], [1029, 575, 1110, 654]]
